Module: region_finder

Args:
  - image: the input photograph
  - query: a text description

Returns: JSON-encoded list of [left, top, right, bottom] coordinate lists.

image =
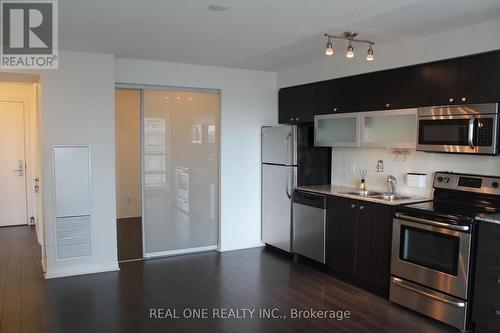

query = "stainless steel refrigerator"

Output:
[[261, 126, 297, 252], [261, 125, 331, 253]]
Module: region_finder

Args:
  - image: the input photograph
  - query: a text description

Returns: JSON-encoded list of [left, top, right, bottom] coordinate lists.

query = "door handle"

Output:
[[392, 277, 465, 308], [285, 169, 291, 199], [468, 117, 476, 149], [12, 160, 24, 176]]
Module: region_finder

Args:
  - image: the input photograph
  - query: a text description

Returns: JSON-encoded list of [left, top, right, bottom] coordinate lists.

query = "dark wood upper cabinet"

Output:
[[314, 77, 358, 115], [417, 60, 460, 106], [382, 66, 417, 109], [278, 87, 295, 124], [295, 84, 315, 123], [460, 52, 500, 104], [417, 51, 500, 106], [278, 85, 314, 124], [283, 51, 500, 122], [357, 72, 385, 111]]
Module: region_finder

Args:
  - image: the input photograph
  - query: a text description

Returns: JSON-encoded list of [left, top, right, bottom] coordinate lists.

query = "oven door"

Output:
[[417, 114, 497, 154], [391, 213, 471, 299]]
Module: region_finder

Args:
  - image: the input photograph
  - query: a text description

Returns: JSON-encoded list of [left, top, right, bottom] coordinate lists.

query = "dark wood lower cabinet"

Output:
[[472, 222, 500, 333], [326, 196, 393, 297]]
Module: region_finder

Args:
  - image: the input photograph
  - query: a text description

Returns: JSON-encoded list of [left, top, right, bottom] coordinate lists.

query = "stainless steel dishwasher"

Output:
[[292, 190, 326, 263]]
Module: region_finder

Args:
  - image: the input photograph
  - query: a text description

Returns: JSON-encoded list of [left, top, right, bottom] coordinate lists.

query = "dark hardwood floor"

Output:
[[117, 217, 143, 262], [0, 226, 455, 333]]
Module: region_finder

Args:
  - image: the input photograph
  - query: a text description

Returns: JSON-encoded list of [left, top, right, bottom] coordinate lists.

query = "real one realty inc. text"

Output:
[[149, 307, 351, 320]]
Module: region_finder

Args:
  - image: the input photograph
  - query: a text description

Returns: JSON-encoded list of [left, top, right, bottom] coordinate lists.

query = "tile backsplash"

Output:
[[331, 147, 500, 198]]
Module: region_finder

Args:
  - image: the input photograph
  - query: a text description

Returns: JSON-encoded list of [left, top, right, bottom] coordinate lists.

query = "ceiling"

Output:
[[59, 0, 500, 71]]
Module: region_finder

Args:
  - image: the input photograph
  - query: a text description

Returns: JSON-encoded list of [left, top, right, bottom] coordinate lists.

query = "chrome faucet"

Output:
[[386, 175, 397, 195]]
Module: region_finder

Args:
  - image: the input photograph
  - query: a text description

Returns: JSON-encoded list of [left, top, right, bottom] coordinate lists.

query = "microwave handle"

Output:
[[468, 116, 476, 149]]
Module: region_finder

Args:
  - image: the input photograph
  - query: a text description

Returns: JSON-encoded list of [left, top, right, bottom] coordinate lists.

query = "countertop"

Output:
[[294, 184, 431, 206], [477, 214, 500, 225]]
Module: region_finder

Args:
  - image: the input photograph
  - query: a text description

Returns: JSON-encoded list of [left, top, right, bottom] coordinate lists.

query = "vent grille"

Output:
[[56, 216, 91, 259]]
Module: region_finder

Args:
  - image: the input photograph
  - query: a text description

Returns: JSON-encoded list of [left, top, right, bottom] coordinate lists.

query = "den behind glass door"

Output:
[[143, 89, 220, 256]]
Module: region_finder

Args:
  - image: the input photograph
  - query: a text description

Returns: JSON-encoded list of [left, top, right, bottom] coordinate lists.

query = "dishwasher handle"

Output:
[[293, 191, 326, 209]]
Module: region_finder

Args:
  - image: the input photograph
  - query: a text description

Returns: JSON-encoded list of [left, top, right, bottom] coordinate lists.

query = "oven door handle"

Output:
[[392, 277, 466, 308], [395, 213, 470, 231], [468, 116, 476, 149]]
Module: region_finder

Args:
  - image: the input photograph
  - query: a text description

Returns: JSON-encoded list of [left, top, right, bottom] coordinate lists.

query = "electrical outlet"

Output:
[[126, 197, 132, 205]]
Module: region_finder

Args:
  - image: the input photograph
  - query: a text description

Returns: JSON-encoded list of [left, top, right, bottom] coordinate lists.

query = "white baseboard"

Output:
[[44, 262, 120, 279], [144, 245, 217, 259]]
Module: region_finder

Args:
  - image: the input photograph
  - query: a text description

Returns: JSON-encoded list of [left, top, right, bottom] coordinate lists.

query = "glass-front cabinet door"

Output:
[[314, 113, 360, 147], [360, 108, 417, 149]]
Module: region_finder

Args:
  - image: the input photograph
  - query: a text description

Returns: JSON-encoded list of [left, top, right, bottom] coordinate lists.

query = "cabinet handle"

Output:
[[497, 278, 500, 284], [359, 206, 365, 211], [290, 117, 293, 121], [461, 97, 467, 102], [333, 108, 338, 112], [386, 103, 391, 108], [295, 117, 299, 121], [495, 309, 500, 317], [449, 98, 454, 103], [351, 204, 356, 209]]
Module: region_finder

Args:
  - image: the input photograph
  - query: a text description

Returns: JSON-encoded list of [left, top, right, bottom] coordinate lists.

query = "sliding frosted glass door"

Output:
[[143, 89, 219, 256]]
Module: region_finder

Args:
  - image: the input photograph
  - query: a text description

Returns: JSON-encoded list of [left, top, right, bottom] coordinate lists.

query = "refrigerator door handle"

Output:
[[285, 168, 291, 199], [285, 132, 291, 165]]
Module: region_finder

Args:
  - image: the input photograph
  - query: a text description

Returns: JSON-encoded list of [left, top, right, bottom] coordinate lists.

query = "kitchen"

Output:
[[1, 1, 500, 332], [263, 49, 500, 332]]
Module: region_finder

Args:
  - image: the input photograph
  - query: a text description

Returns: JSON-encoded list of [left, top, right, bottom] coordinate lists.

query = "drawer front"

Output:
[[473, 223, 500, 332], [472, 290, 500, 333], [478, 222, 500, 244], [476, 240, 500, 271]]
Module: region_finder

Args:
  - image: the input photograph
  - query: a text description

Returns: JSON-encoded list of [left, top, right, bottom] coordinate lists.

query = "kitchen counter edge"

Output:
[[294, 185, 431, 206]]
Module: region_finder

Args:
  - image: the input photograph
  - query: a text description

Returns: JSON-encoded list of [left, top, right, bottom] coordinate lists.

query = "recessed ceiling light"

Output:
[[188, 97, 193, 100], [176, 96, 181, 100], [208, 4, 230, 12], [164, 96, 169, 99]]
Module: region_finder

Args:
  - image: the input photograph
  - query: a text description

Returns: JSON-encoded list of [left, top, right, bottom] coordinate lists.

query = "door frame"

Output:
[[0, 97, 35, 227], [115, 83, 221, 259]]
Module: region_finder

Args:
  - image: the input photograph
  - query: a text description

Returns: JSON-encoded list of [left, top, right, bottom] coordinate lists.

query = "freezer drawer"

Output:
[[261, 164, 294, 252], [292, 191, 326, 263]]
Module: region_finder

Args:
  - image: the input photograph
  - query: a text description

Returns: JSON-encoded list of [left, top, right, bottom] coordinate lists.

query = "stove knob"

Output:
[[437, 176, 444, 183], [493, 182, 499, 189], [443, 177, 450, 183]]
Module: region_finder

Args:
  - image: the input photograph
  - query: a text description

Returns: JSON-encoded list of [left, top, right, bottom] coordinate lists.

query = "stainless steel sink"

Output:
[[342, 190, 414, 201], [344, 191, 383, 197], [374, 194, 412, 201]]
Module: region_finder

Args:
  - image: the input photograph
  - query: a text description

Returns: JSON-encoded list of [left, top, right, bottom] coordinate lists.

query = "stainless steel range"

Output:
[[390, 172, 500, 332]]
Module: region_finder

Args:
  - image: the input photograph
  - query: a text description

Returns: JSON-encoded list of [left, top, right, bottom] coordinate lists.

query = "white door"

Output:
[[0, 101, 27, 226]]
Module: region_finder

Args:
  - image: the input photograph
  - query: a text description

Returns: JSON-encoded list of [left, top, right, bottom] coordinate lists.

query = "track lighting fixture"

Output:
[[346, 41, 354, 58], [323, 32, 375, 61], [325, 37, 333, 56], [366, 44, 374, 61]]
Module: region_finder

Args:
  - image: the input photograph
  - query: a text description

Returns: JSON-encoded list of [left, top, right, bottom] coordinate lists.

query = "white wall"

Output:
[[115, 59, 277, 252], [1, 51, 119, 278], [278, 18, 500, 87], [331, 148, 500, 198]]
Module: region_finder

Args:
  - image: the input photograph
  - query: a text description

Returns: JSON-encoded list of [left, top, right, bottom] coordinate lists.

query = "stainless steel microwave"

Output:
[[417, 103, 498, 155]]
